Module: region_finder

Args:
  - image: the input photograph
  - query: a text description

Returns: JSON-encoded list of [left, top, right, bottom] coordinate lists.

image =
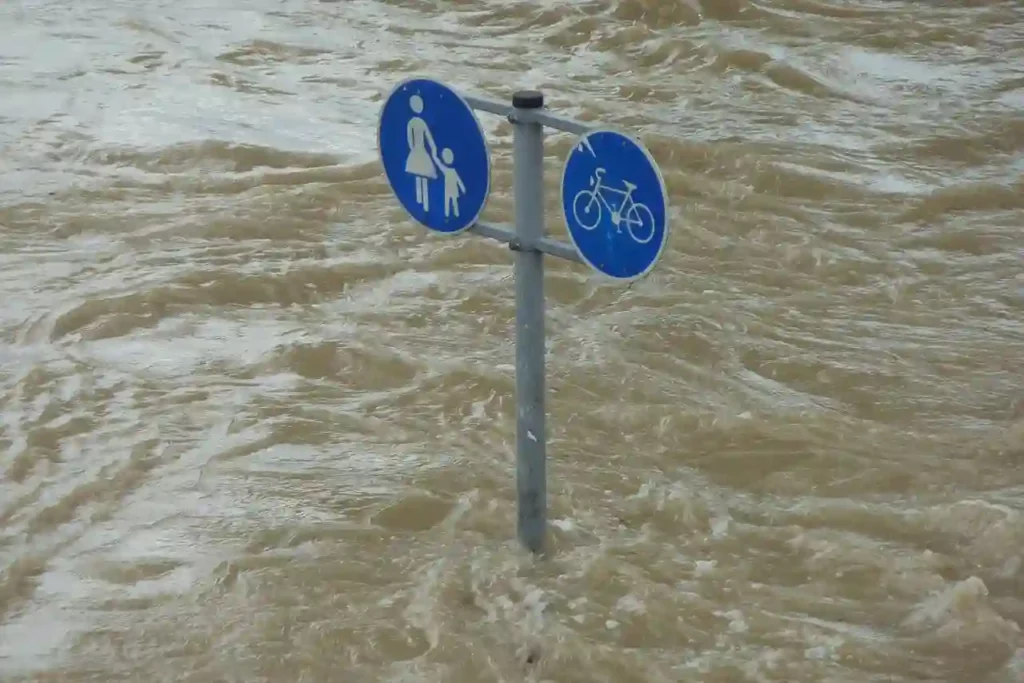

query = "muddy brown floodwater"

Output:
[[2, 0, 1024, 681]]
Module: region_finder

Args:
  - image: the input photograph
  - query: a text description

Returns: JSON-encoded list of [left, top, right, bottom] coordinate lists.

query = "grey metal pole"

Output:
[[511, 90, 546, 554]]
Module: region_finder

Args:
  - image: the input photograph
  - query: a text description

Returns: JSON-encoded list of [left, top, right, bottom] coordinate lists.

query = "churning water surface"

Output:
[[1, 0, 1024, 681]]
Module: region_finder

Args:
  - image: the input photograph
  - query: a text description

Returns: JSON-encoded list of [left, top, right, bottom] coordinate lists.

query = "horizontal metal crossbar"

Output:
[[470, 221, 582, 263], [463, 94, 593, 136], [461, 94, 587, 267]]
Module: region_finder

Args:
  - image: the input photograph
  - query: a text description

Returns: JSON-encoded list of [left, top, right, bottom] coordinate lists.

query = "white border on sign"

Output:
[[376, 76, 492, 238], [559, 128, 670, 283]]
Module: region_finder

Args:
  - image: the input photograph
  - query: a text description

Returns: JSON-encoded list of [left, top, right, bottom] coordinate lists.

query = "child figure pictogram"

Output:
[[436, 148, 466, 218]]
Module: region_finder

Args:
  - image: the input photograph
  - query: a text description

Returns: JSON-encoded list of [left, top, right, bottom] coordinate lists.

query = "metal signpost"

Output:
[[377, 78, 670, 554]]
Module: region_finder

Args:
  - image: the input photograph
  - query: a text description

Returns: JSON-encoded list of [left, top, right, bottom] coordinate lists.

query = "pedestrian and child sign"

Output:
[[377, 79, 491, 235], [377, 77, 671, 553]]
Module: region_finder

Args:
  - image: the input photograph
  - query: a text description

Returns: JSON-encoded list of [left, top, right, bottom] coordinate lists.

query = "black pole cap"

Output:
[[512, 90, 544, 109]]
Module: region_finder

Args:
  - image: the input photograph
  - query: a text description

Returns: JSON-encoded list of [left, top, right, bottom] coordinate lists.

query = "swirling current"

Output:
[[1, 0, 1024, 681]]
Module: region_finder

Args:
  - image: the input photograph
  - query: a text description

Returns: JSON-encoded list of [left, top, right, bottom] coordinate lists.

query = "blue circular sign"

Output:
[[560, 129, 669, 281], [378, 78, 491, 235]]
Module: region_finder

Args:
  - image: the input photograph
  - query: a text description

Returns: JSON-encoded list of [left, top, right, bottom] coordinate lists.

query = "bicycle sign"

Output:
[[560, 129, 669, 282], [572, 167, 657, 244]]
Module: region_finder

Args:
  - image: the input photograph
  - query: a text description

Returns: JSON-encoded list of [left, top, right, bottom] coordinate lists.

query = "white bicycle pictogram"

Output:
[[571, 167, 656, 244]]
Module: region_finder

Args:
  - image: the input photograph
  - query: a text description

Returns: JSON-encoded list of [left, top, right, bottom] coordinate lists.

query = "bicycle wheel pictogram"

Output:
[[572, 189, 602, 231], [625, 202, 655, 244]]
